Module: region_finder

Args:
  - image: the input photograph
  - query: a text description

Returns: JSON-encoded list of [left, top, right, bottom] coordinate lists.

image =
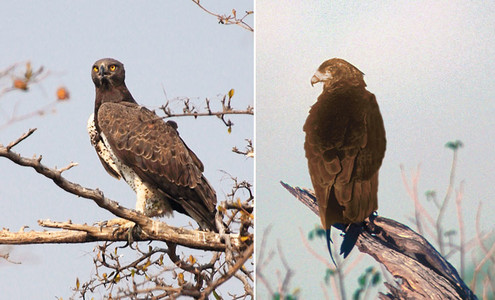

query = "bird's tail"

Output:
[[326, 223, 362, 265], [339, 223, 362, 258]]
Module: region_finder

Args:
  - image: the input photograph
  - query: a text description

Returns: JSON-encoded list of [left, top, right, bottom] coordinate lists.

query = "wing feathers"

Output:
[[305, 89, 385, 226], [98, 102, 203, 188], [97, 102, 217, 230]]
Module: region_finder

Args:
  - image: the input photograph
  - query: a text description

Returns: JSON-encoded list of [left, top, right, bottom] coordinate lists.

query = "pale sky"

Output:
[[257, 1, 495, 298], [2, 1, 495, 299], [0, 1, 252, 299]]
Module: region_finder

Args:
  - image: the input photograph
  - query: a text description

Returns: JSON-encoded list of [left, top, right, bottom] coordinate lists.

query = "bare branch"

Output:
[[0, 100, 59, 131], [0, 62, 66, 130], [57, 161, 79, 173], [400, 164, 435, 233], [256, 225, 275, 296], [5, 128, 37, 150], [158, 95, 253, 134], [0, 61, 49, 97], [0, 247, 21, 264], [0, 130, 244, 251], [281, 182, 477, 300], [199, 243, 254, 299], [161, 109, 254, 118], [437, 145, 460, 254], [232, 138, 254, 158], [454, 181, 466, 279], [191, 0, 254, 32]]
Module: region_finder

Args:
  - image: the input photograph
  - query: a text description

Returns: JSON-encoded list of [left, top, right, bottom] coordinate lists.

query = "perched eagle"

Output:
[[87, 58, 217, 231], [304, 58, 386, 259]]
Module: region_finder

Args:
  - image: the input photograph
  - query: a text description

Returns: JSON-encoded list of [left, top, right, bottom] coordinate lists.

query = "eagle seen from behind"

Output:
[[304, 58, 386, 259], [87, 58, 217, 231]]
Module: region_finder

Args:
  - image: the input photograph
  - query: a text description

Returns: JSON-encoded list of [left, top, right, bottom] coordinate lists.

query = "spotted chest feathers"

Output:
[[87, 114, 172, 217]]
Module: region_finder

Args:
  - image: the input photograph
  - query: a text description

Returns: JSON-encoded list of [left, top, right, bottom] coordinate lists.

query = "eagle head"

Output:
[[92, 58, 125, 88], [311, 58, 366, 90]]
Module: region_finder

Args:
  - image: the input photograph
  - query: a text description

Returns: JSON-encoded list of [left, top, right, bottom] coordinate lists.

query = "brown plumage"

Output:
[[88, 58, 217, 231], [304, 58, 386, 257]]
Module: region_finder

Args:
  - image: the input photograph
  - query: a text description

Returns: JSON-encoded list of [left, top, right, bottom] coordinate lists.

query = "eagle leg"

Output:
[[365, 211, 380, 235], [103, 218, 140, 248]]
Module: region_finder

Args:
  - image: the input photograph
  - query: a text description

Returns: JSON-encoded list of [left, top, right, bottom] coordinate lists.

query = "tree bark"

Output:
[[281, 181, 478, 300], [0, 129, 246, 252], [0, 219, 242, 251]]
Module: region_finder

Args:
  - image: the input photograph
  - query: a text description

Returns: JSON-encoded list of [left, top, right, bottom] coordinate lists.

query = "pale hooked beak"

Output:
[[311, 71, 330, 87], [310, 75, 320, 87]]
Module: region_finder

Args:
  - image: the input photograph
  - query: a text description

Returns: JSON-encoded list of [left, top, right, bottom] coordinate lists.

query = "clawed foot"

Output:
[[95, 218, 139, 247], [365, 212, 380, 235]]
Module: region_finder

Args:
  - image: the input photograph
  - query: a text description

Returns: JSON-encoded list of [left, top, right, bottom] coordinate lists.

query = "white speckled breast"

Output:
[[87, 114, 172, 217]]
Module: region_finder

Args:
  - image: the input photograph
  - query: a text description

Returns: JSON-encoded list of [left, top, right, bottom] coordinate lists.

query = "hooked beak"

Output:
[[310, 70, 331, 87], [310, 75, 320, 87], [98, 65, 106, 77]]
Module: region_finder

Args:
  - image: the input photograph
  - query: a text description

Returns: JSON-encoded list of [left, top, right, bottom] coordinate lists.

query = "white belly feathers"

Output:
[[87, 114, 172, 217]]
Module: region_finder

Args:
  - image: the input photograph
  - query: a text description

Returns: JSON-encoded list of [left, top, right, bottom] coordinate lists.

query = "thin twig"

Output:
[[199, 243, 254, 299], [437, 147, 459, 254], [6, 128, 37, 150], [191, 0, 253, 32], [454, 181, 465, 278], [256, 225, 275, 296], [161, 109, 253, 118]]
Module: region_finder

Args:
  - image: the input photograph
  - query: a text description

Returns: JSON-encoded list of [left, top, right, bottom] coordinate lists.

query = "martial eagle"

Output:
[[304, 58, 386, 259], [87, 58, 217, 231]]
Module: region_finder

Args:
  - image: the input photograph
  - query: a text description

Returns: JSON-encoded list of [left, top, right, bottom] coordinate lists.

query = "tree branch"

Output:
[[199, 243, 254, 299], [191, 0, 254, 32], [0, 130, 245, 251], [281, 181, 478, 300]]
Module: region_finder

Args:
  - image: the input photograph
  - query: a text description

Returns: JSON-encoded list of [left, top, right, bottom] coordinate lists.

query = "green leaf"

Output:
[[425, 190, 436, 200], [353, 288, 363, 300], [371, 272, 381, 285], [445, 140, 463, 150], [324, 268, 336, 284], [358, 273, 367, 287], [272, 292, 281, 300], [315, 227, 326, 239]]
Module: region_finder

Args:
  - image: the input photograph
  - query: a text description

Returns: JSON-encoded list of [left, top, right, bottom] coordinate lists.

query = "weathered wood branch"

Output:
[[0, 219, 241, 251], [280, 181, 478, 300], [0, 129, 245, 251]]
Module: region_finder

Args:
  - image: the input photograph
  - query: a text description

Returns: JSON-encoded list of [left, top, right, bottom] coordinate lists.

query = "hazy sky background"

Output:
[[0, 2, 252, 299], [257, 1, 495, 298]]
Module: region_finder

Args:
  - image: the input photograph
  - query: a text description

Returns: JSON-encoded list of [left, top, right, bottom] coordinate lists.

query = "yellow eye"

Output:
[[109, 65, 116, 71], [93, 66, 98, 72]]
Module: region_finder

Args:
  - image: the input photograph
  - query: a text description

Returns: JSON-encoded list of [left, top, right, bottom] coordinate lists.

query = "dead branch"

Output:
[[0, 129, 245, 252], [0, 219, 242, 251], [0, 62, 65, 130], [232, 138, 254, 158], [199, 243, 254, 299], [158, 94, 253, 133], [281, 181, 478, 300], [0, 247, 21, 264], [161, 109, 254, 118], [191, 0, 254, 32]]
